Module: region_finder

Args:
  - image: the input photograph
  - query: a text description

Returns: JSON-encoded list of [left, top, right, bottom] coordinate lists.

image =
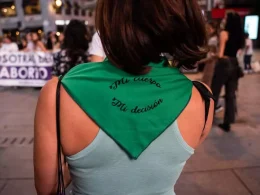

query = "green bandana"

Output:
[[61, 59, 193, 159]]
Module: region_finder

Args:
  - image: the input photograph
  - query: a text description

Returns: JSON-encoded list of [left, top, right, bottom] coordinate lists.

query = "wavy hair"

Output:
[[96, 0, 208, 74], [63, 20, 90, 65], [225, 12, 245, 49]]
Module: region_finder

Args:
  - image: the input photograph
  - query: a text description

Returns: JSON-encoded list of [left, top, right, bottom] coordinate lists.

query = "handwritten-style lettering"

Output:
[[109, 77, 130, 90], [112, 98, 128, 112], [131, 99, 163, 114], [133, 77, 161, 88]]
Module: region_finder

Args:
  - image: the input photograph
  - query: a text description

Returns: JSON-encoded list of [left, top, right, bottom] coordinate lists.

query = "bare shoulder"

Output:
[[34, 77, 60, 135], [37, 77, 59, 106], [220, 30, 228, 40], [177, 82, 214, 148]]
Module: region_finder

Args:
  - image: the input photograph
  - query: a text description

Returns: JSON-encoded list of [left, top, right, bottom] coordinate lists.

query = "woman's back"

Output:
[[52, 49, 88, 76], [224, 12, 245, 57], [224, 35, 242, 57], [52, 20, 90, 76], [34, 1, 214, 194], [67, 122, 192, 195], [57, 60, 214, 195]]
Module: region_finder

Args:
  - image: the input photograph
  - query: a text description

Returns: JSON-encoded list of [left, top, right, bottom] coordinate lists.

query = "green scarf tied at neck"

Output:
[[61, 58, 193, 159]]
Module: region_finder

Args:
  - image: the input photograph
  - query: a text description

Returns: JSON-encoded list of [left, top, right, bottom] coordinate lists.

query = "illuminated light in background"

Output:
[[16, 31, 20, 36], [65, 20, 70, 25], [55, 0, 63, 7], [38, 30, 42, 34], [244, 15, 259, 40], [55, 20, 65, 25], [2, 8, 7, 13], [11, 5, 15, 10], [56, 32, 61, 36], [85, 21, 88, 25]]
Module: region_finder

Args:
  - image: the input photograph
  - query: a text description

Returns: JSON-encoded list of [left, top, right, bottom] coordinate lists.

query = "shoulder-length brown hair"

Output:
[[96, 0, 207, 75]]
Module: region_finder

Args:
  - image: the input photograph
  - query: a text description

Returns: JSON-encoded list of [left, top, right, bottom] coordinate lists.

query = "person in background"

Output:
[[34, 0, 214, 194], [211, 12, 245, 132], [23, 32, 34, 52], [208, 21, 219, 50], [244, 33, 253, 74], [18, 36, 28, 51], [46, 32, 53, 50], [52, 20, 90, 76], [200, 21, 219, 87], [51, 33, 62, 52], [58, 32, 65, 45], [0, 36, 19, 52], [53, 32, 65, 52], [0, 36, 2, 50], [89, 32, 106, 62], [31, 32, 47, 52], [46, 31, 57, 51], [198, 21, 219, 73]]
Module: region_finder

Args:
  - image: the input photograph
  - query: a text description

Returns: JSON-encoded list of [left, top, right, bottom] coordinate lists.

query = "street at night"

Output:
[[1, 0, 260, 195], [0, 71, 260, 195]]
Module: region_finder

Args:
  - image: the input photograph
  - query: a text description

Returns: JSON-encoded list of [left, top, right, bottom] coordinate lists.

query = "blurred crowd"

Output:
[[0, 19, 97, 76], [201, 19, 255, 75], [0, 17, 256, 76], [0, 14, 258, 132], [0, 31, 64, 53]]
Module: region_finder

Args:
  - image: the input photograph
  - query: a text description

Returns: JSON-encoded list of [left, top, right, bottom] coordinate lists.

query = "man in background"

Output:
[[244, 33, 253, 74]]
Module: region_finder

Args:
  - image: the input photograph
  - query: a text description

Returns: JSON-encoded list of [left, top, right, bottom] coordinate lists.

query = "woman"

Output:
[[34, 1, 214, 195], [18, 36, 27, 51], [208, 21, 219, 50], [46, 32, 53, 50], [54, 32, 65, 51], [52, 20, 90, 76], [46, 31, 56, 51], [201, 21, 219, 87], [22, 32, 34, 52], [0, 36, 19, 52], [31, 32, 47, 52], [211, 12, 245, 132]]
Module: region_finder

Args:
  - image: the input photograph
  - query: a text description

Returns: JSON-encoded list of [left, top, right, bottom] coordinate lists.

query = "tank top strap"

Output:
[[192, 81, 215, 130]]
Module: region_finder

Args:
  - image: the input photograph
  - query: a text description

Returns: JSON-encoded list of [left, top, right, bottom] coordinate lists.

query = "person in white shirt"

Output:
[[31, 32, 47, 52], [89, 32, 106, 62], [244, 33, 253, 73], [0, 36, 19, 52], [24, 33, 34, 52]]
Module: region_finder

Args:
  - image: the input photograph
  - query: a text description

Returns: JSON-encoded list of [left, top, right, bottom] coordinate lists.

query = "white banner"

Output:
[[0, 52, 53, 87]]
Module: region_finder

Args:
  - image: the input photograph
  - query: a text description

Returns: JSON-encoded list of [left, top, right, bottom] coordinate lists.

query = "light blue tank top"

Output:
[[66, 120, 194, 195]]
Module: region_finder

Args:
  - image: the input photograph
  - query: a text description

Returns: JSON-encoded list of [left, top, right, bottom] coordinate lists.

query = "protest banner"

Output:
[[0, 52, 53, 87]]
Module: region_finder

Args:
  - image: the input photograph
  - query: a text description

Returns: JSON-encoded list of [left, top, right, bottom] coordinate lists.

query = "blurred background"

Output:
[[0, 0, 260, 195]]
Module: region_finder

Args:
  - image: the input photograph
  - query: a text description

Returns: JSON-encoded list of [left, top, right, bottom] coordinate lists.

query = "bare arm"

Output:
[[177, 82, 214, 149], [218, 31, 228, 58], [34, 78, 71, 195]]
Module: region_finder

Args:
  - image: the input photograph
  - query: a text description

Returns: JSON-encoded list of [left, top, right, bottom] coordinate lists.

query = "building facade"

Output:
[[0, 0, 218, 37], [0, 0, 96, 36]]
